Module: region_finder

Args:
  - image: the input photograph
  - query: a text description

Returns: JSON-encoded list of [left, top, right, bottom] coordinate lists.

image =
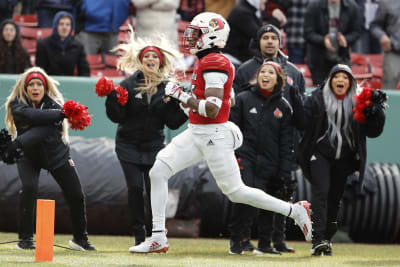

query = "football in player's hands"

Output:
[[165, 82, 182, 96]]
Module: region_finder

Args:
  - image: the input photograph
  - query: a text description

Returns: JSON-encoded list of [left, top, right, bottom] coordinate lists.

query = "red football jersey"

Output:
[[189, 53, 235, 124]]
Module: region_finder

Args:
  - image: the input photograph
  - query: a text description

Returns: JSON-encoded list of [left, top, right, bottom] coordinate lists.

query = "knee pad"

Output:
[[149, 160, 172, 183]]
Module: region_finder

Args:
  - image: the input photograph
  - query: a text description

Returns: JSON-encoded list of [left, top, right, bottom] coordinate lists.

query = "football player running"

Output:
[[129, 12, 312, 254]]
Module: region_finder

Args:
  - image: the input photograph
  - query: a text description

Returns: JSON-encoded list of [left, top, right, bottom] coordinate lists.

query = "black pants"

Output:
[[229, 159, 287, 246], [119, 161, 152, 236], [310, 152, 358, 243], [17, 158, 87, 241]]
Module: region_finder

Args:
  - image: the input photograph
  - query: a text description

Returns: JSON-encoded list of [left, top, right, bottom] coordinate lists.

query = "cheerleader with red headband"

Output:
[[3, 66, 96, 251], [94, 27, 187, 247]]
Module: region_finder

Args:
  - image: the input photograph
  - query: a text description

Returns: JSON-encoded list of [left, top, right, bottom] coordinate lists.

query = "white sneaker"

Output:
[[129, 235, 168, 253], [292, 201, 312, 241]]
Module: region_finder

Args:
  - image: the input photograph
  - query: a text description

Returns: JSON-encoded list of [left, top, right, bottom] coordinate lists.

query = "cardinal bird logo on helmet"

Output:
[[209, 18, 224, 31]]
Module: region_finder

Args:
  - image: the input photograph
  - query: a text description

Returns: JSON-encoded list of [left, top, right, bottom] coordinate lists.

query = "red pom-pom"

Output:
[[95, 76, 114, 97], [353, 87, 373, 124], [62, 100, 93, 131], [115, 84, 128, 106]]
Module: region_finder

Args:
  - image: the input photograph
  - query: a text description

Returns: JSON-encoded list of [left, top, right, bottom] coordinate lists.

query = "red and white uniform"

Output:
[[189, 53, 234, 124]]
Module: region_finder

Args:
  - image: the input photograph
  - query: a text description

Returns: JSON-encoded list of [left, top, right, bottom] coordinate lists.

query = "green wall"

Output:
[[0, 75, 398, 163]]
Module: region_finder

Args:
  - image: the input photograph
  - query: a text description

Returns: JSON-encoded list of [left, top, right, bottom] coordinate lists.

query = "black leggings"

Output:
[[119, 160, 152, 235], [310, 152, 358, 242], [17, 158, 87, 240]]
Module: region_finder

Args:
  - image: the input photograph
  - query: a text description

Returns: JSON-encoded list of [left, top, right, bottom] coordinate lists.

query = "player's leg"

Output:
[[129, 128, 203, 253]]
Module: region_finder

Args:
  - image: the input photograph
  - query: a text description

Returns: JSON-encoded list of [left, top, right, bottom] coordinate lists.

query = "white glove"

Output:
[[165, 82, 191, 104]]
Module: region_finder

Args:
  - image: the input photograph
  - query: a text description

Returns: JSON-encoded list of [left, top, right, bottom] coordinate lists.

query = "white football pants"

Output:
[[149, 122, 292, 232]]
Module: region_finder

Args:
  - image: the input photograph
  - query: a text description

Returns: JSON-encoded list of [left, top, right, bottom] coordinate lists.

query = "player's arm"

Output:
[[165, 72, 227, 118]]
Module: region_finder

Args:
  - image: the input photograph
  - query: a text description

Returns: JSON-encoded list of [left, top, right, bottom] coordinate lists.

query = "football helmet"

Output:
[[182, 12, 230, 55]]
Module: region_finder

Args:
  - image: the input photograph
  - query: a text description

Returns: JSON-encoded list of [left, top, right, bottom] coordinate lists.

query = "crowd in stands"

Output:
[[1, 0, 397, 89]]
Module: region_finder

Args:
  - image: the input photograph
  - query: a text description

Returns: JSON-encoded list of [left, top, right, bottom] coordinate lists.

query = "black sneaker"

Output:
[[323, 243, 333, 256], [253, 246, 282, 255], [241, 238, 255, 252], [310, 240, 329, 256], [229, 239, 244, 254], [274, 242, 295, 253], [69, 238, 96, 251], [16, 239, 35, 250]]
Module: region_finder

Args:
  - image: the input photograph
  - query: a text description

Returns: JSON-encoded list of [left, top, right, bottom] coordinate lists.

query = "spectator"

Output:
[[304, 0, 361, 86], [205, 0, 236, 19], [281, 0, 309, 64], [21, 0, 36, 15], [229, 24, 305, 254], [36, 11, 90, 76], [0, 0, 18, 24], [75, 0, 130, 56], [131, 0, 180, 49], [0, 19, 32, 74], [224, 0, 266, 68], [290, 64, 386, 256], [35, 0, 74, 28], [178, 0, 205, 21], [103, 32, 187, 246], [4, 66, 96, 251], [229, 61, 296, 255], [370, 0, 400, 89], [352, 0, 381, 54], [263, 0, 287, 27], [234, 24, 305, 101]]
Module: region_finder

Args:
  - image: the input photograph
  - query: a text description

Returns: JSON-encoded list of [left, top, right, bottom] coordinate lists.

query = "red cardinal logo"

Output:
[[273, 108, 283, 119], [209, 18, 224, 31]]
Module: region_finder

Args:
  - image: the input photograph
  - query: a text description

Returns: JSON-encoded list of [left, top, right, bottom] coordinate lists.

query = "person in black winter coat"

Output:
[[303, 0, 361, 86], [36, 11, 90, 76], [4, 66, 95, 251], [228, 61, 295, 255], [103, 32, 187, 246], [223, 0, 265, 67], [290, 64, 386, 256], [231, 24, 304, 253], [0, 19, 32, 74]]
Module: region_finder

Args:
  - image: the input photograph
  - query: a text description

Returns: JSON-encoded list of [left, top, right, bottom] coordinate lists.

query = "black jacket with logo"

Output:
[[230, 85, 294, 181], [11, 95, 69, 170]]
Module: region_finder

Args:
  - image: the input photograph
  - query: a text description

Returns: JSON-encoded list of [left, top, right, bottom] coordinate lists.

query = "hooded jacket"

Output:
[[292, 64, 386, 188], [36, 11, 90, 76], [230, 84, 294, 181]]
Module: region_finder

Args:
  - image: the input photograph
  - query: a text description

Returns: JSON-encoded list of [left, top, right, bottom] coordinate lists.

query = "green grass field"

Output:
[[0, 232, 399, 267]]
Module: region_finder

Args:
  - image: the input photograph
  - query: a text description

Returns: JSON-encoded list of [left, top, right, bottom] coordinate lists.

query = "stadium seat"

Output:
[[20, 26, 52, 39], [295, 64, 312, 78], [87, 54, 105, 69], [22, 38, 37, 53], [104, 54, 118, 68], [13, 14, 38, 27]]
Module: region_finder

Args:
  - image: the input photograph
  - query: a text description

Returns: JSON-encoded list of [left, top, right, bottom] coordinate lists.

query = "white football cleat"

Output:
[[129, 235, 168, 253], [292, 201, 312, 241]]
